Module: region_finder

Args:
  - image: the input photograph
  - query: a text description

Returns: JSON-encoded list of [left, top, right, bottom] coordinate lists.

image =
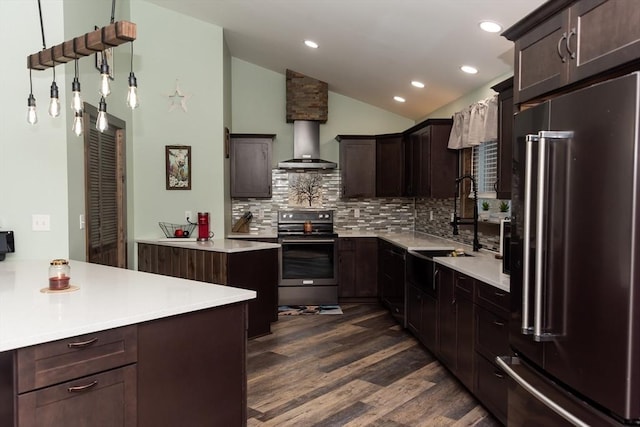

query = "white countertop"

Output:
[[0, 260, 256, 352], [137, 238, 280, 252]]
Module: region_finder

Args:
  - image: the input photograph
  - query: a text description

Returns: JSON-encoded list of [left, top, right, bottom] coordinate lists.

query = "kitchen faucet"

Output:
[[452, 175, 481, 252]]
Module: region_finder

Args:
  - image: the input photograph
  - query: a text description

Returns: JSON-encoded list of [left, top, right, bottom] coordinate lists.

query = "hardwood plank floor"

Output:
[[247, 304, 501, 426]]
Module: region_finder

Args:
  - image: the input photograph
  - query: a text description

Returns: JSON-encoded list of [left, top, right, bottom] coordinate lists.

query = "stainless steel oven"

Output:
[[277, 210, 338, 306]]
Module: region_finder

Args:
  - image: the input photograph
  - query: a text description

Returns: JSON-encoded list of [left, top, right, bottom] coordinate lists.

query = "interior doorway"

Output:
[[83, 103, 127, 268]]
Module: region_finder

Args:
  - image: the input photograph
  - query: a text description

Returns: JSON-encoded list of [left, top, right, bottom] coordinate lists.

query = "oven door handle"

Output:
[[279, 239, 336, 244]]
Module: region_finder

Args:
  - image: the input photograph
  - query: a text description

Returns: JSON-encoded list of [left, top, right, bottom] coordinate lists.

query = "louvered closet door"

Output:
[[84, 104, 127, 268]]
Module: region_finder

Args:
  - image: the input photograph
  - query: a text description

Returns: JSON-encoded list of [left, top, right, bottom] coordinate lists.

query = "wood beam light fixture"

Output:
[[26, 0, 139, 134], [26, 21, 137, 70]]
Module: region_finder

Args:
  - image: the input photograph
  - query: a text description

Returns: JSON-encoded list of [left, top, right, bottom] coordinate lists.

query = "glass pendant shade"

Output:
[[99, 61, 111, 97], [96, 97, 108, 132], [127, 72, 139, 109], [71, 78, 83, 113], [26, 94, 38, 125], [48, 81, 60, 117]]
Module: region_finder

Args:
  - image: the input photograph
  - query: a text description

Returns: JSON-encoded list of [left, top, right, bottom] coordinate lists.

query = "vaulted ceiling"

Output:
[[146, 0, 546, 120]]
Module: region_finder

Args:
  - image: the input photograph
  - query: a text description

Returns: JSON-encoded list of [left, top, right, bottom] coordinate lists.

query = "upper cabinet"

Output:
[[376, 133, 405, 197], [230, 134, 275, 198], [491, 78, 513, 199], [506, 0, 640, 104], [405, 119, 456, 198], [337, 135, 376, 198]]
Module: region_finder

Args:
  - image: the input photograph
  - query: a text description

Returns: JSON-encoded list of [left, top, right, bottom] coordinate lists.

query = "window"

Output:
[[472, 140, 497, 198]]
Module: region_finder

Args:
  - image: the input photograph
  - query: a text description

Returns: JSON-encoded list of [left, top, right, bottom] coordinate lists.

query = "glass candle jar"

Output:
[[49, 259, 70, 290]]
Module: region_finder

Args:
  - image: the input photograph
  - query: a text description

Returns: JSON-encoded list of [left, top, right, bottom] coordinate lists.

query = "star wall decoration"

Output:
[[167, 80, 191, 112]]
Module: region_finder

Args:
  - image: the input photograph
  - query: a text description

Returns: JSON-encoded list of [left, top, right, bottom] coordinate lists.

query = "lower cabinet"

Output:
[[2, 304, 249, 426], [409, 264, 509, 425], [378, 240, 406, 325], [138, 243, 278, 338], [338, 237, 378, 301]]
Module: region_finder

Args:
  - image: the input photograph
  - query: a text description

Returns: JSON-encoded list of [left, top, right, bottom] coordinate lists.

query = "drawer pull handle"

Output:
[[68, 380, 98, 393], [494, 291, 506, 297], [493, 371, 504, 379], [493, 320, 505, 327], [67, 337, 98, 348]]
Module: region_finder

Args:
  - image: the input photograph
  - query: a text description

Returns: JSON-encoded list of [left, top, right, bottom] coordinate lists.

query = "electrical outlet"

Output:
[[354, 208, 360, 218], [79, 214, 85, 230], [185, 211, 192, 222], [259, 209, 265, 219], [32, 214, 50, 231], [429, 210, 434, 221]]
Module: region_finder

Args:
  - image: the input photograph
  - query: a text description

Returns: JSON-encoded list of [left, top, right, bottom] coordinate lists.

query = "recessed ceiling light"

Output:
[[479, 21, 502, 33], [460, 65, 478, 74], [304, 40, 319, 49], [394, 96, 406, 103], [411, 81, 425, 88]]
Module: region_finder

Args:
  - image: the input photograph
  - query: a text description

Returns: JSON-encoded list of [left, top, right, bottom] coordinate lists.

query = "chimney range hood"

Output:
[[278, 120, 337, 170]]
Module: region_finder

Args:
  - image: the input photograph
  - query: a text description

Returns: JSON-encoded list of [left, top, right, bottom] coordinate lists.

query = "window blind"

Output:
[[472, 140, 498, 197]]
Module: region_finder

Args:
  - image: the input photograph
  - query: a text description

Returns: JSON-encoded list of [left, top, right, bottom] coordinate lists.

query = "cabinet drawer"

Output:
[[475, 354, 507, 425], [17, 364, 136, 427], [339, 238, 356, 251], [455, 273, 474, 296], [475, 306, 509, 361], [17, 325, 137, 393], [475, 281, 510, 315]]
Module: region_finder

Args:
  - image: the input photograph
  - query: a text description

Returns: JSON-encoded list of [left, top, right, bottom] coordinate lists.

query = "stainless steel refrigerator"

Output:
[[497, 72, 640, 426]]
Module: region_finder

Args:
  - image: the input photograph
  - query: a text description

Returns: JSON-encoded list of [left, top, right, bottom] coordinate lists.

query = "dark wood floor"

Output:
[[247, 304, 501, 426]]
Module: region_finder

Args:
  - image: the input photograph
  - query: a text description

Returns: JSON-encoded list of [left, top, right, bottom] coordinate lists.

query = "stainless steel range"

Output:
[[277, 210, 338, 306]]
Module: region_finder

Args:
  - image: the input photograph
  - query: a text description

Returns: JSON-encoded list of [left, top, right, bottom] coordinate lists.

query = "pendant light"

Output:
[[72, 111, 84, 137], [126, 42, 139, 109], [48, 62, 60, 118], [96, 96, 109, 132], [26, 70, 38, 125], [70, 59, 83, 113], [99, 54, 111, 97]]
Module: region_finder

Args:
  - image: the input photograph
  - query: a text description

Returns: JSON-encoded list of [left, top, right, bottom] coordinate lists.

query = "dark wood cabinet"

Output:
[[491, 77, 513, 199], [376, 133, 404, 197], [337, 135, 376, 198], [378, 239, 406, 325], [230, 134, 275, 198], [405, 119, 456, 198], [474, 281, 510, 426], [436, 265, 456, 369], [138, 243, 278, 338], [455, 273, 475, 390], [507, 0, 640, 104], [338, 237, 378, 301]]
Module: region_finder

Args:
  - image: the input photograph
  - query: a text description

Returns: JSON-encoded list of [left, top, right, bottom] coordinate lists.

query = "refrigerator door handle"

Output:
[[496, 356, 589, 427], [533, 131, 574, 342], [522, 134, 538, 335]]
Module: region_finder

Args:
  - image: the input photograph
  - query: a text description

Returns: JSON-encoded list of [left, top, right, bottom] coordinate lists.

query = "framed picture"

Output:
[[166, 145, 192, 190]]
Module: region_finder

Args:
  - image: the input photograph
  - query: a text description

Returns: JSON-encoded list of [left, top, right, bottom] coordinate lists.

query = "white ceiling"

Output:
[[146, 0, 546, 121]]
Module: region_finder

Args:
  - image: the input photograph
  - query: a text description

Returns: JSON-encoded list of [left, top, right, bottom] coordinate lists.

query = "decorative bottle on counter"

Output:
[[49, 259, 70, 290]]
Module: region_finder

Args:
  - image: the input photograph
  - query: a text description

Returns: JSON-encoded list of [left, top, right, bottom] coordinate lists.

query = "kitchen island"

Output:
[[0, 259, 255, 426], [137, 238, 279, 338]]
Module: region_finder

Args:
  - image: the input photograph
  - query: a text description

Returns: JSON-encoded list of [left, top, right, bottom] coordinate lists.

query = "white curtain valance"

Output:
[[447, 95, 498, 150]]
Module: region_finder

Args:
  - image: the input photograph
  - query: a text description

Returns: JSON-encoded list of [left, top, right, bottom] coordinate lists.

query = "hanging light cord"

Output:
[[110, 0, 116, 24], [130, 42, 134, 70], [29, 69, 34, 94], [37, 0, 46, 50]]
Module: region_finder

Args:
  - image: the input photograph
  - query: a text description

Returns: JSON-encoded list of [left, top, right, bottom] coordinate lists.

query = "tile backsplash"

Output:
[[231, 169, 502, 252]]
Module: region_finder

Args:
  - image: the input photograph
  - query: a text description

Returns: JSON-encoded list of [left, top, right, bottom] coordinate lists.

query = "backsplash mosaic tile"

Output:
[[231, 169, 502, 252]]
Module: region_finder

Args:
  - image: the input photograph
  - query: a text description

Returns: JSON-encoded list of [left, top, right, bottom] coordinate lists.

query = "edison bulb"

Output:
[[72, 112, 83, 136], [99, 62, 111, 97], [48, 82, 60, 118], [71, 78, 83, 112], [127, 72, 139, 109], [96, 97, 108, 132], [26, 94, 37, 125]]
